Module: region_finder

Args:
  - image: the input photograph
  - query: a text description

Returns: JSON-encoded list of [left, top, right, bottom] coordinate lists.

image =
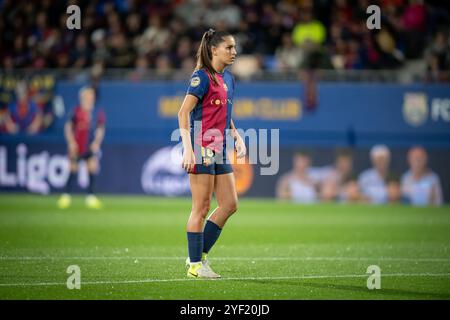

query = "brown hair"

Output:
[[195, 28, 232, 85]]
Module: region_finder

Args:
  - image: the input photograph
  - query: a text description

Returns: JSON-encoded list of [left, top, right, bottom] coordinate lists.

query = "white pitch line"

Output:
[[1, 256, 450, 262], [1, 273, 450, 287]]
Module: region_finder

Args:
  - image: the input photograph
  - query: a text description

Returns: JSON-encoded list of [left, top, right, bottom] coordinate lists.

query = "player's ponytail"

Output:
[[195, 28, 231, 86]]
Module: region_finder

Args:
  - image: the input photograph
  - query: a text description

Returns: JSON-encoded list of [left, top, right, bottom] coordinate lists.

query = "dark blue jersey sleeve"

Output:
[[232, 74, 235, 92], [186, 70, 209, 100]]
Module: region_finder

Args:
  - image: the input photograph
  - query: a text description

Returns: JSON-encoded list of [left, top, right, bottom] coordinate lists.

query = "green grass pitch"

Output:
[[0, 194, 449, 300]]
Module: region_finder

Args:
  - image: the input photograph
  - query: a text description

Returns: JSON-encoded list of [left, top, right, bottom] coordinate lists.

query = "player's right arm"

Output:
[[178, 94, 198, 173], [179, 71, 209, 173]]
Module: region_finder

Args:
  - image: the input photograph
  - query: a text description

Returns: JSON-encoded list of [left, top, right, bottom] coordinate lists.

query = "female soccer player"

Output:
[[178, 29, 246, 278], [57, 86, 105, 209]]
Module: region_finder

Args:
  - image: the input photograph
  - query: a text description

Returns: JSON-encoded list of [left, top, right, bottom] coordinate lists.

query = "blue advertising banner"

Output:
[[44, 81, 450, 147], [1, 81, 449, 201], [1, 141, 449, 202]]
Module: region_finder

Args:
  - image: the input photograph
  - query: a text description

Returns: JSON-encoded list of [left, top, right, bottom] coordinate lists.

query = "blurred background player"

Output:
[[58, 87, 106, 209], [401, 146, 443, 206]]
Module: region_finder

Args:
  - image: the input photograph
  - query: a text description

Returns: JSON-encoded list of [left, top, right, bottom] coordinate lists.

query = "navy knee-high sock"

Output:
[[203, 220, 222, 254], [65, 172, 76, 194], [187, 232, 203, 263], [88, 173, 96, 195]]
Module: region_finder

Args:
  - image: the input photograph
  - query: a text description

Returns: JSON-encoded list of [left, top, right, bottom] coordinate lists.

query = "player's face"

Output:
[[81, 89, 95, 111], [212, 36, 237, 66]]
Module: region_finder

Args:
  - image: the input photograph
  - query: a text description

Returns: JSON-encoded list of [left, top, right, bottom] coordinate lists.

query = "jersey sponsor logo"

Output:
[[210, 99, 227, 106], [190, 76, 201, 87], [223, 83, 228, 92]]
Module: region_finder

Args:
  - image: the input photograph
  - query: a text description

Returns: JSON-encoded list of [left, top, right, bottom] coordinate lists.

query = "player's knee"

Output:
[[194, 199, 211, 217], [69, 162, 78, 172], [224, 201, 238, 215], [88, 165, 97, 174], [88, 160, 98, 173]]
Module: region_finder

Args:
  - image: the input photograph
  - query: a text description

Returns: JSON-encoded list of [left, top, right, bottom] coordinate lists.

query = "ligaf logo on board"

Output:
[[0, 144, 67, 194], [0, 144, 89, 194]]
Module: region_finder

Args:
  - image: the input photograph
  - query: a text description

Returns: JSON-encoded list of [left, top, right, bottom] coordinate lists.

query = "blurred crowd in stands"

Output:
[[0, 74, 56, 134], [276, 145, 443, 206], [0, 0, 449, 81]]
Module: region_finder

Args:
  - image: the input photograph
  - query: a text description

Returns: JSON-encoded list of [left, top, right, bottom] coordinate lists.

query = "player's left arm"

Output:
[[91, 125, 105, 153], [91, 112, 106, 153], [229, 74, 246, 158], [230, 118, 246, 158]]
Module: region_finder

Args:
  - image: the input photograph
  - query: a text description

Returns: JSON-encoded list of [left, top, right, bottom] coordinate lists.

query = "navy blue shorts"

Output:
[[70, 150, 100, 162], [192, 146, 233, 175]]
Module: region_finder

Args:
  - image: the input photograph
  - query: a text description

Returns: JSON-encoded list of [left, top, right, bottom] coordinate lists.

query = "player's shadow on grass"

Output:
[[251, 280, 450, 299]]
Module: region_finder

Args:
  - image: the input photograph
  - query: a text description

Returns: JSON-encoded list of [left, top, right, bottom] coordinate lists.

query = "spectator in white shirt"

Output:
[[401, 146, 443, 206], [276, 150, 318, 204], [358, 145, 391, 204], [316, 148, 354, 202]]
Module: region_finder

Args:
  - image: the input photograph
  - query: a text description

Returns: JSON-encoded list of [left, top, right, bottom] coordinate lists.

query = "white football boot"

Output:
[[186, 257, 221, 279]]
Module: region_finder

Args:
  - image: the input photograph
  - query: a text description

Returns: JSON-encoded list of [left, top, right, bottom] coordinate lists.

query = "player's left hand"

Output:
[[235, 136, 246, 159], [90, 142, 100, 153]]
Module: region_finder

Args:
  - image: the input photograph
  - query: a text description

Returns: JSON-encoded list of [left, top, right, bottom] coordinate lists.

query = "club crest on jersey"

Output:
[[201, 147, 214, 166], [190, 76, 201, 87]]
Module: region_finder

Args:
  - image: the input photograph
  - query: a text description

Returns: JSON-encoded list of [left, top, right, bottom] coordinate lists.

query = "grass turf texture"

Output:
[[0, 194, 449, 300]]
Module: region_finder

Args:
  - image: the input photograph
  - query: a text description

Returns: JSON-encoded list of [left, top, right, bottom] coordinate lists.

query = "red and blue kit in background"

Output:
[[69, 105, 106, 160], [186, 68, 234, 175]]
